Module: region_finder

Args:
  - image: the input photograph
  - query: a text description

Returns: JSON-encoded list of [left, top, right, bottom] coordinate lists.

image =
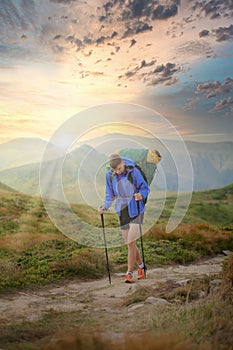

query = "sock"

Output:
[[138, 262, 144, 268], [127, 271, 133, 276]]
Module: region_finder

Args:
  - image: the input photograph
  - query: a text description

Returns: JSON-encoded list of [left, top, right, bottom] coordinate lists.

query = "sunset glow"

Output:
[[0, 0, 232, 144]]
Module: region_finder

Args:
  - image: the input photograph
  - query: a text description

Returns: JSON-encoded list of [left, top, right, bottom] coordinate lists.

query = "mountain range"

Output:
[[0, 137, 61, 171], [0, 137, 232, 203]]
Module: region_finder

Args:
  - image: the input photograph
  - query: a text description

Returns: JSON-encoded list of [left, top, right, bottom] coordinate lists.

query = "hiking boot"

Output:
[[137, 266, 146, 280], [124, 272, 135, 283]]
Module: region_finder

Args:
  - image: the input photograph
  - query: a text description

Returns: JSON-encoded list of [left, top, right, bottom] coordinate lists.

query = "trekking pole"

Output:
[[100, 213, 111, 285], [137, 200, 147, 278]]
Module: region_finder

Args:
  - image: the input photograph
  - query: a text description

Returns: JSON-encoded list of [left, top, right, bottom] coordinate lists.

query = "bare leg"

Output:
[[122, 224, 142, 272], [135, 245, 142, 265], [127, 241, 137, 272]]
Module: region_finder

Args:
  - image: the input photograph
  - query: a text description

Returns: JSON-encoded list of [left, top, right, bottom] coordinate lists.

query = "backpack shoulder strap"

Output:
[[127, 165, 148, 204], [135, 164, 148, 184]]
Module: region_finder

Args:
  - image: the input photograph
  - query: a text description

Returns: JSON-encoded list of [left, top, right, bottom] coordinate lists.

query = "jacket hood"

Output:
[[122, 157, 135, 169], [106, 157, 135, 174]]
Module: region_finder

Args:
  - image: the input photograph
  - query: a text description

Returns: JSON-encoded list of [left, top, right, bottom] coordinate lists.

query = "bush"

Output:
[[220, 254, 233, 303], [0, 240, 107, 291]]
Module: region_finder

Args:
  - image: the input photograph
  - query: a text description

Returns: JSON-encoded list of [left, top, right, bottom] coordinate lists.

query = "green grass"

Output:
[[150, 299, 233, 350], [110, 222, 233, 271], [1, 222, 232, 292], [186, 183, 233, 225], [156, 183, 233, 226], [0, 177, 232, 350], [0, 239, 107, 291], [0, 183, 233, 292]]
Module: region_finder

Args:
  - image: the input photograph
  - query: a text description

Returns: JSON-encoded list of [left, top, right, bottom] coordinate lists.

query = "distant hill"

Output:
[[0, 137, 233, 196], [78, 134, 233, 190], [0, 181, 16, 193], [159, 140, 233, 191], [185, 141, 233, 190], [0, 144, 107, 204], [0, 137, 61, 171]]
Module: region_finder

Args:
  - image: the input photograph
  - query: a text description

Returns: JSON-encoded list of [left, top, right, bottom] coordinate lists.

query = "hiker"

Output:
[[98, 154, 150, 283]]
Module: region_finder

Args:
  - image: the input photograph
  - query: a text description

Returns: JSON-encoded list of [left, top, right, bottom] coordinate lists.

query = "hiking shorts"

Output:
[[119, 205, 144, 230]]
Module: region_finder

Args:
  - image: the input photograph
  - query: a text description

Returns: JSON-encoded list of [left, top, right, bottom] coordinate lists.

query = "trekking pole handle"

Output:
[[101, 212, 104, 227]]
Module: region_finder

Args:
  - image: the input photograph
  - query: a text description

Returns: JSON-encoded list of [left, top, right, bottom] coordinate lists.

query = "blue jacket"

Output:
[[104, 157, 150, 217]]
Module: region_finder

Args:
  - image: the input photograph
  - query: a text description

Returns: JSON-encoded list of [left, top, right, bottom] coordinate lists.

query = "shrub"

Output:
[[0, 240, 107, 291], [220, 254, 233, 303]]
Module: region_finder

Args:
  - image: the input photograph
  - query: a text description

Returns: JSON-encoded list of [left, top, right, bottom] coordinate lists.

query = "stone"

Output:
[[128, 303, 144, 311], [127, 284, 140, 293], [222, 250, 233, 256], [176, 279, 190, 286], [145, 297, 169, 305]]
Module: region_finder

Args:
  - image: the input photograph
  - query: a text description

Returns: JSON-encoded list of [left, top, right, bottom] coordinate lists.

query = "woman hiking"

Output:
[[98, 154, 149, 283]]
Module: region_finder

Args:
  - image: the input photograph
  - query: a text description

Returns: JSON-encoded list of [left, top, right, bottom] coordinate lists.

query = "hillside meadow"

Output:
[[0, 182, 232, 349], [0, 183, 233, 290]]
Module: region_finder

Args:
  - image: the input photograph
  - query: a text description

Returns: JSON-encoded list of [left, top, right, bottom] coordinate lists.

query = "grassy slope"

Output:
[[0, 181, 17, 193], [0, 181, 232, 234], [185, 183, 233, 226], [0, 182, 232, 350], [156, 183, 233, 227], [0, 182, 232, 291]]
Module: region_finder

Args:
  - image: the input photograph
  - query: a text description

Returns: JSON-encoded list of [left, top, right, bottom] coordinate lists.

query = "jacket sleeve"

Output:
[[133, 167, 150, 202], [104, 173, 115, 210]]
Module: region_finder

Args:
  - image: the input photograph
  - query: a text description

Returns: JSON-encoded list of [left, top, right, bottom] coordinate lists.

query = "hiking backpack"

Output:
[[118, 148, 161, 186], [110, 148, 162, 203]]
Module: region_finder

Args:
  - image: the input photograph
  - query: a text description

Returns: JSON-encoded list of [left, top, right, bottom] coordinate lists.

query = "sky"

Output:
[[0, 0, 233, 145]]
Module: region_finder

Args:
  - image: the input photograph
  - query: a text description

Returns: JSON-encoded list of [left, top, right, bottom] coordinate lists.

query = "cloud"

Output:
[[196, 78, 233, 97], [196, 81, 221, 95], [199, 29, 209, 38], [149, 62, 180, 86], [177, 40, 212, 57], [212, 24, 233, 42], [0, 0, 36, 35], [120, 59, 156, 79], [203, 0, 221, 18], [135, 22, 153, 34], [151, 62, 177, 76], [122, 22, 153, 38], [129, 38, 136, 47], [111, 31, 118, 39], [191, 0, 233, 19], [66, 35, 75, 43], [188, 78, 233, 113], [148, 76, 179, 86], [123, 0, 178, 20], [103, 1, 114, 13], [184, 97, 200, 110], [210, 97, 233, 113], [140, 59, 156, 68], [96, 35, 109, 44], [80, 71, 104, 79], [21, 34, 28, 40], [152, 3, 178, 20], [123, 0, 146, 18], [120, 61, 180, 87], [53, 34, 62, 40], [100, 0, 180, 34]]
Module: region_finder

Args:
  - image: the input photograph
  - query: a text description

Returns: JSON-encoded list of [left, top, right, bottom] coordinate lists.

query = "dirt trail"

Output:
[[0, 255, 225, 328]]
